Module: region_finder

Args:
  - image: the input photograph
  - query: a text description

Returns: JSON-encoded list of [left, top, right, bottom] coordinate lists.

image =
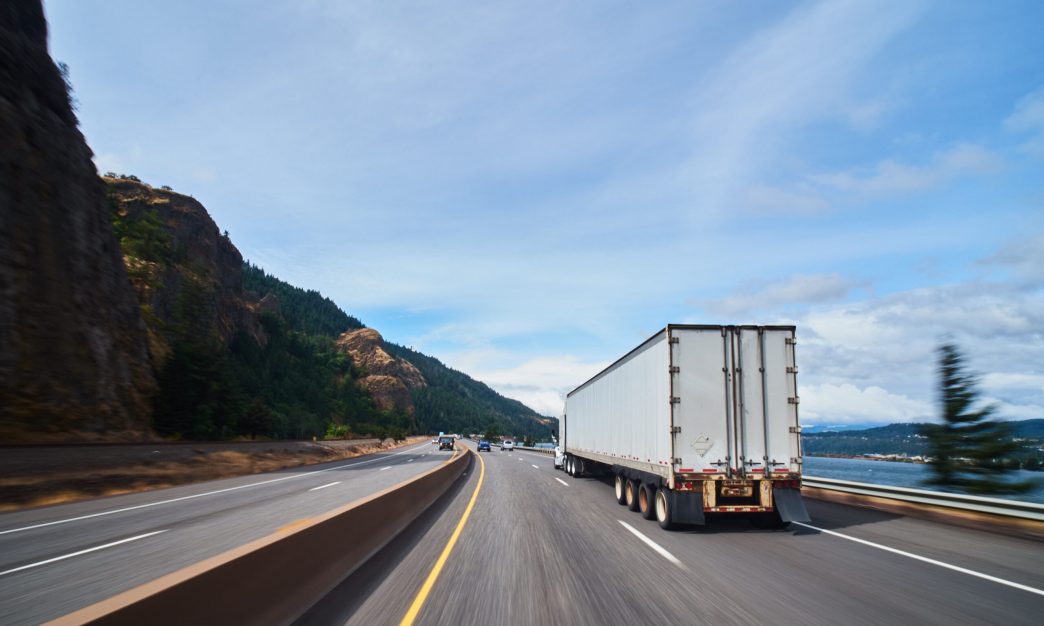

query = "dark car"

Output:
[[438, 436, 455, 451], [478, 440, 491, 452]]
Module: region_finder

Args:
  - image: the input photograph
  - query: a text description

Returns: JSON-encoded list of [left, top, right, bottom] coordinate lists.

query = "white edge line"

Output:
[[618, 520, 686, 570], [555, 478, 569, 487], [0, 530, 169, 577], [0, 442, 429, 536], [532, 464, 540, 469], [308, 481, 341, 492], [792, 522, 1044, 598], [379, 466, 392, 471]]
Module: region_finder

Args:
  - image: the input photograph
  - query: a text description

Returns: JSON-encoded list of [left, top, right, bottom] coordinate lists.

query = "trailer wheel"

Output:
[[655, 489, 675, 530], [614, 475, 627, 505], [625, 479, 640, 511], [638, 484, 657, 520], [573, 457, 584, 477]]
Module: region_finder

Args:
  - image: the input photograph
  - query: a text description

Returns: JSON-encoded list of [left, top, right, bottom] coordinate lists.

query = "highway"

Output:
[[0, 441, 448, 625], [301, 441, 1044, 625]]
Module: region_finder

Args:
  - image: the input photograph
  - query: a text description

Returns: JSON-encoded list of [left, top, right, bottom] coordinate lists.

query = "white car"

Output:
[[554, 446, 564, 469], [501, 439, 515, 451]]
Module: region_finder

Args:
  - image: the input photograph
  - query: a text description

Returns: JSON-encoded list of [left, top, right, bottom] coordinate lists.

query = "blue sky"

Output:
[[47, 0, 1044, 425]]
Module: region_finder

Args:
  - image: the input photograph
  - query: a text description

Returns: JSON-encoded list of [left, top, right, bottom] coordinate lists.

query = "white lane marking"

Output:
[[308, 482, 341, 492], [380, 466, 392, 471], [532, 464, 539, 469], [618, 520, 686, 570], [0, 530, 168, 577], [408, 459, 414, 463], [793, 522, 1044, 598], [555, 478, 569, 487], [0, 443, 430, 536]]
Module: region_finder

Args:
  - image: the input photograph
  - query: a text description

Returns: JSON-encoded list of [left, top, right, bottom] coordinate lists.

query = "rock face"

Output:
[[105, 179, 265, 363], [336, 328, 426, 414], [0, 1, 156, 440]]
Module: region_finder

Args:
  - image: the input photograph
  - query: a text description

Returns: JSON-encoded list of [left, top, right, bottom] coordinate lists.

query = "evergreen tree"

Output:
[[922, 342, 1033, 495]]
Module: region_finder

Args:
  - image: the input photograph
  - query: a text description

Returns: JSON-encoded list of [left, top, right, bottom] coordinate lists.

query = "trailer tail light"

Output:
[[774, 479, 801, 489], [677, 481, 696, 491]]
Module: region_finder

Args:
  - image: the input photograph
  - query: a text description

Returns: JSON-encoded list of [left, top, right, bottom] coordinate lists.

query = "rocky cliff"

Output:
[[105, 178, 265, 364], [0, 1, 155, 441], [336, 328, 426, 416]]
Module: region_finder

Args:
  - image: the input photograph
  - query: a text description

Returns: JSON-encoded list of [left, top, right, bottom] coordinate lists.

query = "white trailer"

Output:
[[561, 325, 809, 529]]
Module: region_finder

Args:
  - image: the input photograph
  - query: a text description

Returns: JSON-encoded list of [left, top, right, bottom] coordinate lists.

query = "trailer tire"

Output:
[[614, 475, 628, 505], [638, 484, 657, 520], [567, 457, 575, 476], [655, 489, 676, 530], [625, 479, 640, 511], [574, 457, 584, 477]]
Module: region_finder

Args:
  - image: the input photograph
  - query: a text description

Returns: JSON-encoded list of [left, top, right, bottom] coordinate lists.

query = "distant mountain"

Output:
[[802, 419, 1044, 460]]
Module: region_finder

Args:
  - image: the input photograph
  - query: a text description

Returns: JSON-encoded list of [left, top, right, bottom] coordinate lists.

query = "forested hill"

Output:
[[242, 263, 363, 337], [241, 261, 554, 438], [384, 343, 557, 438]]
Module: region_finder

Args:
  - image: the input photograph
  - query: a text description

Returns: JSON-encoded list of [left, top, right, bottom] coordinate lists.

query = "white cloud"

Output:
[[701, 273, 864, 317], [742, 184, 831, 215], [809, 143, 1003, 195], [981, 234, 1044, 286], [801, 383, 932, 425], [1005, 86, 1044, 157], [440, 353, 611, 417]]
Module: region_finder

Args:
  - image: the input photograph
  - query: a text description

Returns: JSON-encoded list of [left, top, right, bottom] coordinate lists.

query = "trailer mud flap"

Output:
[[671, 491, 705, 525], [773, 487, 810, 523]]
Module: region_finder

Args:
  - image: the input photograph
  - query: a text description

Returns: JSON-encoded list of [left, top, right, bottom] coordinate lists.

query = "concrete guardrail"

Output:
[[514, 446, 555, 455], [50, 446, 472, 626]]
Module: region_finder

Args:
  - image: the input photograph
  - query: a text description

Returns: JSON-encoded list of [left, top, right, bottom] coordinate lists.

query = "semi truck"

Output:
[[560, 324, 809, 530]]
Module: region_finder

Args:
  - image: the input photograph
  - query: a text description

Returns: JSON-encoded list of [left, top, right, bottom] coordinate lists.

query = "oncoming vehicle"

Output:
[[501, 439, 514, 451], [438, 436, 455, 451], [477, 440, 491, 452]]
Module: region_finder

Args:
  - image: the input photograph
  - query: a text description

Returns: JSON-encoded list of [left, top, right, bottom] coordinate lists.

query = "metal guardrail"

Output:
[[512, 448, 1042, 522], [802, 475, 1044, 522]]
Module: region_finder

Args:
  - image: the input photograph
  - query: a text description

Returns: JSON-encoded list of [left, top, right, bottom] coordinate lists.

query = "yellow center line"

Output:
[[399, 448, 485, 626]]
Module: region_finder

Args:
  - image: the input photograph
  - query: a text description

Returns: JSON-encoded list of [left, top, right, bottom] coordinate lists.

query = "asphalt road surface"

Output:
[[0, 441, 448, 625], [300, 441, 1044, 626]]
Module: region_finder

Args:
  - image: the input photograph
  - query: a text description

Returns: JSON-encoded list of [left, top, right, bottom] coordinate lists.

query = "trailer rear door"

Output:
[[672, 328, 733, 474]]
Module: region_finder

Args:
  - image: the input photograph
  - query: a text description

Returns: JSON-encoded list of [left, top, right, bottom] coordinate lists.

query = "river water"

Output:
[[803, 456, 1044, 504]]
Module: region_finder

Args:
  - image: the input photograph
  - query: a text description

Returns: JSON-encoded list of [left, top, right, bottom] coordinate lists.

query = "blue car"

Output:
[[478, 440, 491, 452]]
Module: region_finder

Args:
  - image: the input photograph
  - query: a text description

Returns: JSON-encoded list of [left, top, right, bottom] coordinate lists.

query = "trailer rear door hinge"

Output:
[[786, 366, 798, 373], [785, 338, 797, 345], [669, 366, 680, 374], [672, 457, 682, 464], [788, 396, 800, 404], [669, 396, 681, 404], [669, 337, 680, 344], [789, 426, 801, 434], [670, 426, 681, 434]]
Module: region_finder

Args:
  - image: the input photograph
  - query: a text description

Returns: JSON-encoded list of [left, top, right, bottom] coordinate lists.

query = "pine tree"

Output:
[[922, 343, 1032, 495]]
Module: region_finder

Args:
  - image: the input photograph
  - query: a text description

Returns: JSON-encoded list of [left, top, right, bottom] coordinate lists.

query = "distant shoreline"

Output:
[[806, 454, 927, 464]]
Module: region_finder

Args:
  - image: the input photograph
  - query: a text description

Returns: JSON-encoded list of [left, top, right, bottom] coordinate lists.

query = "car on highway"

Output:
[[500, 439, 514, 451], [438, 436, 455, 451], [477, 440, 491, 452], [554, 446, 564, 469]]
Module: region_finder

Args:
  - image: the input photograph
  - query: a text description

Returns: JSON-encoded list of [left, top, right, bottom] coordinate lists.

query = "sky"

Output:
[[46, 0, 1044, 427]]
